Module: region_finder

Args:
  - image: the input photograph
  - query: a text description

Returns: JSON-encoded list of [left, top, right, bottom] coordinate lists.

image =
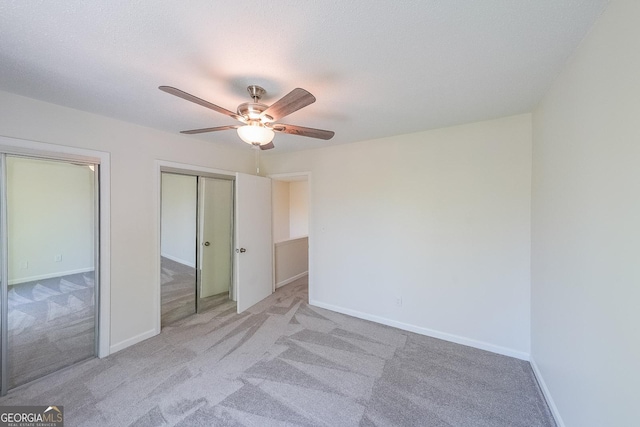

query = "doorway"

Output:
[[271, 173, 310, 294], [160, 172, 235, 327], [1, 154, 99, 394]]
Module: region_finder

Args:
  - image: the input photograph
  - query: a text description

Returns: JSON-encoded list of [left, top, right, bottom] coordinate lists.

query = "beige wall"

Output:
[[0, 90, 254, 351], [272, 180, 290, 242], [275, 236, 308, 288], [262, 114, 533, 358], [531, 1, 639, 426], [289, 181, 308, 238], [272, 179, 309, 241]]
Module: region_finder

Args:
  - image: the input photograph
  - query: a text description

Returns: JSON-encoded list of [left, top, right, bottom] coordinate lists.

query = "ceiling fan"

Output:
[[159, 84, 335, 150]]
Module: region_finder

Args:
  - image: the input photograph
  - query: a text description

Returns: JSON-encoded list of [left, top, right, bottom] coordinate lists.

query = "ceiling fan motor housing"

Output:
[[237, 102, 273, 123]]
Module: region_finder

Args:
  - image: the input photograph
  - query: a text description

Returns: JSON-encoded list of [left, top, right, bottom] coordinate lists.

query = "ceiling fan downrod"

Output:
[[247, 85, 266, 103]]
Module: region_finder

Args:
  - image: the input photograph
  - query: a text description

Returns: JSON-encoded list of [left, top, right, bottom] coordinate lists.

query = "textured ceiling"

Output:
[[0, 1, 608, 153]]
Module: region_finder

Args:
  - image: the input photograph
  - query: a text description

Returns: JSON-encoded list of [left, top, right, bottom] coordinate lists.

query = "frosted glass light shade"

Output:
[[237, 125, 275, 145]]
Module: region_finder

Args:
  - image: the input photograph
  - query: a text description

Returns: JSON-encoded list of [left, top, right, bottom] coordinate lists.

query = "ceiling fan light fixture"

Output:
[[237, 123, 275, 146]]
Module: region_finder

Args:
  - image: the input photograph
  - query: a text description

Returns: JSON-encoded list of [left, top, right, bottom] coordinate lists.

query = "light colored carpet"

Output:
[[0, 278, 555, 426], [161, 257, 196, 327], [199, 291, 231, 313], [6, 272, 95, 389], [161, 257, 231, 327]]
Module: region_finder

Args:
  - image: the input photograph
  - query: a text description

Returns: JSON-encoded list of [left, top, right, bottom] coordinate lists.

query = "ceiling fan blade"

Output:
[[261, 88, 316, 121], [259, 142, 275, 150], [159, 86, 243, 121], [272, 124, 335, 140], [180, 125, 240, 134]]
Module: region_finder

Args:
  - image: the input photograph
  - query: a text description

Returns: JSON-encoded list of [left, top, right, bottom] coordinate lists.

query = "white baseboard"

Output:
[[530, 357, 565, 427], [276, 271, 308, 289], [109, 328, 157, 354], [309, 299, 530, 361], [9, 267, 94, 286], [161, 253, 195, 268]]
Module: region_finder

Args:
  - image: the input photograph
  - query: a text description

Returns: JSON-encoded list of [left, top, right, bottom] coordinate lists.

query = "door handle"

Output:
[[203, 241, 210, 246], [236, 248, 246, 253]]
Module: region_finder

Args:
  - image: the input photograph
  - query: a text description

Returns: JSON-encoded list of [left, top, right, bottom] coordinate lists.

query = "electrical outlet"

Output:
[[54, 254, 62, 262], [20, 261, 28, 270], [395, 297, 403, 307]]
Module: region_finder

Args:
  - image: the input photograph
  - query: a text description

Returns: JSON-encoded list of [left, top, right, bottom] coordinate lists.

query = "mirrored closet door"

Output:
[[1, 154, 99, 393], [197, 177, 234, 313], [160, 172, 234, 328], [160, 173, 197, 326]]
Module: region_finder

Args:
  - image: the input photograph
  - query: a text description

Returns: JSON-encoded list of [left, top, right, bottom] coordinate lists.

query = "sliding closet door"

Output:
[[5, 156, 97, 389], [160, 173, 197, 326], [197, 177, 233, 312]]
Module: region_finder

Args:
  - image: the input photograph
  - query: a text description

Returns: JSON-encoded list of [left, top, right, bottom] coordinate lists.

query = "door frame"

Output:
[[267, 172, 312, 298], [155, 160, 236, 334], [0, 135, 111, 361]]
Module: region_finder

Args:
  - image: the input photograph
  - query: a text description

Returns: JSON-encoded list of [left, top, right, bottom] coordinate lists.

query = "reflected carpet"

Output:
[[7, 272, 95, 388]]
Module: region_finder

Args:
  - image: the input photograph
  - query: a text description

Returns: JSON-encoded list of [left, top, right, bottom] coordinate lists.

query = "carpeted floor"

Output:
[[6, 271, 95, 389], [199, 291, 231, 313], [161, 257, 232, 327], [0, 278, 555, 426], [161, 257, 197, 327]]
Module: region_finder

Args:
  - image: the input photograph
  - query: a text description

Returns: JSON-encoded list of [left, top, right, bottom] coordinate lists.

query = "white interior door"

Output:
[[235, 172, 273, 313]]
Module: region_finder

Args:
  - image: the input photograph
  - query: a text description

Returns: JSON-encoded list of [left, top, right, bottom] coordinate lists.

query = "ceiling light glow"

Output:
[[237, 124, 275, 146]]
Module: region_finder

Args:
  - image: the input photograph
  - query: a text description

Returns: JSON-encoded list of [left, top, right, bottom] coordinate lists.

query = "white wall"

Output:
[[161, 173, 197, 267], [272, 179, 290, 242], [262, 114, 532, 357], [7, 157, 95, 284], [0, 90, 254, 352], [289, 180, 309, 238], [531, 1, 639, 426]]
